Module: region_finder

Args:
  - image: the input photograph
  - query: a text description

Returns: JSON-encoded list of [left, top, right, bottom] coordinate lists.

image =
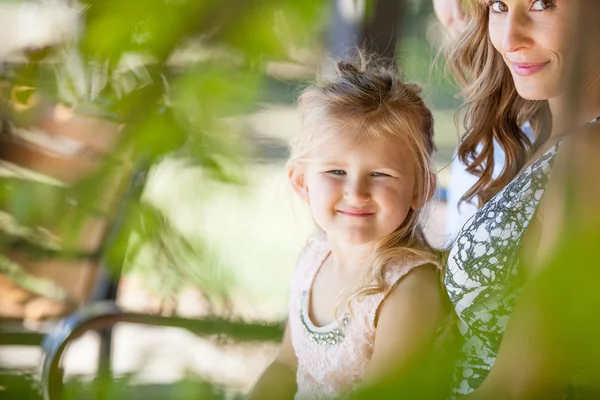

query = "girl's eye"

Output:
[[488, 1, 508, 13], [531, 0, 554, 11], [327, 170, 346, 176], [371, 172, 391, 177]]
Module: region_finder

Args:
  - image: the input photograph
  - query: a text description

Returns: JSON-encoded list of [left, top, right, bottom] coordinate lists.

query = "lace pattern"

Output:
[[289, 236, 431, 399], [299, 290, 350, 345], [445, 142, 561, 395]]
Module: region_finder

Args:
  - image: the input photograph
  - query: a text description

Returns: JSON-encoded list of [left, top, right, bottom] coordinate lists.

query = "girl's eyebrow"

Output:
[[377, 167, 403, 173], [370, 161, 408, 171], [314, 158, 349, 166], [373, 162, 403, 170]]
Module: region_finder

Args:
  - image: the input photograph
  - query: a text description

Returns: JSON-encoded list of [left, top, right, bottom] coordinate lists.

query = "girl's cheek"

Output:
[[317, 175, 342, 190], [379, 183, 412, 203]]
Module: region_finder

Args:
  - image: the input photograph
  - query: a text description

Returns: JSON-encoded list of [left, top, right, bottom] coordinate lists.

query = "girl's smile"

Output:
[[336, 208, 376, 218]]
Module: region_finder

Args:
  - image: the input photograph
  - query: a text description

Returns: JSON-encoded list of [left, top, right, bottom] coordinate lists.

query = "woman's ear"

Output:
[[289, 167, 309, 202], [412, 173, 437, 210]]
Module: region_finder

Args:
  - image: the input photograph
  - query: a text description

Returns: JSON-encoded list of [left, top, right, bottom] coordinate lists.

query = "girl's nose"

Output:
[[344, 178, 371, 203]]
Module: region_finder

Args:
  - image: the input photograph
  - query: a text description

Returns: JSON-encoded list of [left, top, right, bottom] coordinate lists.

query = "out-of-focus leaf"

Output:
[[2, 179, 64, 227], [128, 107, 188, 161], [81, 0, 214, 60], [272, 0, 328, 51], [214, 0, 327, 60], [174, 64, 261, 118]]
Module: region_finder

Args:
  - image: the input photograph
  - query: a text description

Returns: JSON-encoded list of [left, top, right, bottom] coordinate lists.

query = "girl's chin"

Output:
[[326, 234, 381, 247]]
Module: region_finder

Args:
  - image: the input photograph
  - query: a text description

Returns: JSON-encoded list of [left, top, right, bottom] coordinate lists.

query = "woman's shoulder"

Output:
[[558, 120, 600, 164], [523, 122, 600, 272]]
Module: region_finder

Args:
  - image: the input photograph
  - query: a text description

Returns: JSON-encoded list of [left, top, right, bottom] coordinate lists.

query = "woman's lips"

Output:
[[510, 61, 550, 77], [337, 209, 375, 217]]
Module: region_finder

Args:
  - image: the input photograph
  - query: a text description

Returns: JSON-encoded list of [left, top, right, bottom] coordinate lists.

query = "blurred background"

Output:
[[0, 0, 461, 398]]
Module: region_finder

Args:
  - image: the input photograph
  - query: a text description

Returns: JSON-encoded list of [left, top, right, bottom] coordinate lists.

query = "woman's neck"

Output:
[[548, 73, 600, 137]]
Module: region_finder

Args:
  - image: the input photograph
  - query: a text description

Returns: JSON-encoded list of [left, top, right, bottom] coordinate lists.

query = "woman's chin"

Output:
[[513, 80, 563, 102]]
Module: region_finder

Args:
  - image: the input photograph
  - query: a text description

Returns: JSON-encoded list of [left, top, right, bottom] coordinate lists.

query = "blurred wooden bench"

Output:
[[40, 302, 284, 400], [0, 99, 129, 347]]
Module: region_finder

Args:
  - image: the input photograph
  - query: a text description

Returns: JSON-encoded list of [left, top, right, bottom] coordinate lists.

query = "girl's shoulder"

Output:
[[300, 234, 329, 263], [290, 234, 330, 286], [382, 251, 441, 290], [354, 252, 441, 332]]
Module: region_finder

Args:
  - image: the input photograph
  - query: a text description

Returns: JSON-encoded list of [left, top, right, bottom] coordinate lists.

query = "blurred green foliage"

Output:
[[0, 0, 328, 297], [0, 0, 327, 397], [399, 0, 460, 109]]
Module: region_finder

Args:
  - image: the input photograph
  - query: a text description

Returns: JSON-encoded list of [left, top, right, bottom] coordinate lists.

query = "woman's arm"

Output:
[[461, 279, 570, 400], [247, 320, 298, 400], [463, 127, 600, 400]]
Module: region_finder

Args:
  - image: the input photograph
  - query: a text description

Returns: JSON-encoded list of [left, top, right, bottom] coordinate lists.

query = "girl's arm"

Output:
[[247, 320, 298, 400], [356, 264, 454, 397]]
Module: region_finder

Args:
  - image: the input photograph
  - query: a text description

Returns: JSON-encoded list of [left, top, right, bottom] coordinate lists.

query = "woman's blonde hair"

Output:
[[288, 53, 440, 311], [446, 1, 551, 207]]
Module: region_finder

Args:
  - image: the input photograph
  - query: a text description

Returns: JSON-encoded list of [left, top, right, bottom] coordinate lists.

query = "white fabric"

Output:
[[445, 123, 534, 245]]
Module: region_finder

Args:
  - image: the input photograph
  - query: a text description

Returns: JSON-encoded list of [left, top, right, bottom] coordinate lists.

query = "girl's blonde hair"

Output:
[[288, 53, 440, 310], [446, 1, 551, 207]]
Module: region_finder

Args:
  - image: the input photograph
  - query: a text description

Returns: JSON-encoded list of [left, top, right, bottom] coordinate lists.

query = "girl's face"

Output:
[[487, 0, 581, 100], [292, 136, 423, 246]]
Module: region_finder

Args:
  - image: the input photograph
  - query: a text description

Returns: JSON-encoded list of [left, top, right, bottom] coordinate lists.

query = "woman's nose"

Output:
[[502, 9, 533, 53]]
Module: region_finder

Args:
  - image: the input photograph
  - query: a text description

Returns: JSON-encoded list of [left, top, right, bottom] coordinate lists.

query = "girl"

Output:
[[249, 57, 452, 399]]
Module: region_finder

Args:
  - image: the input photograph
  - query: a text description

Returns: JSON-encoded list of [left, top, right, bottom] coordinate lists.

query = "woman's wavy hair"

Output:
[[447, 1, 552, 207], [288, 53, 440, 311]]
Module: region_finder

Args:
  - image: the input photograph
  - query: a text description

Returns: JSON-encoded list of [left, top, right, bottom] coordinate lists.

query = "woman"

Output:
[[432, 0, 534, 245], [445, 0, 600, 398]]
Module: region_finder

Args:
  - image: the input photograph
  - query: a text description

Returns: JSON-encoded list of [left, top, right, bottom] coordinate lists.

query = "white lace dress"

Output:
[[289, 236, 434, 399]]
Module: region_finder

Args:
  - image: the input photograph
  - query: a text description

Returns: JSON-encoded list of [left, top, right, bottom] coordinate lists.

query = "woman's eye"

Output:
[[531, 0, 554, 11], [327, 170, 346, 176], [488, 1, 508, 13]]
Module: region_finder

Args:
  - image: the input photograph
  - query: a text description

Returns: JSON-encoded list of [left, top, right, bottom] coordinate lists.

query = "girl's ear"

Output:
[[289, 167, 309, 202], [412, 173, 437, 210]]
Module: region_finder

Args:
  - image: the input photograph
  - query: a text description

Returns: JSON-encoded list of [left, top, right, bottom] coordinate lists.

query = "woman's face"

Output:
[[487, 0, 580, 101]]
